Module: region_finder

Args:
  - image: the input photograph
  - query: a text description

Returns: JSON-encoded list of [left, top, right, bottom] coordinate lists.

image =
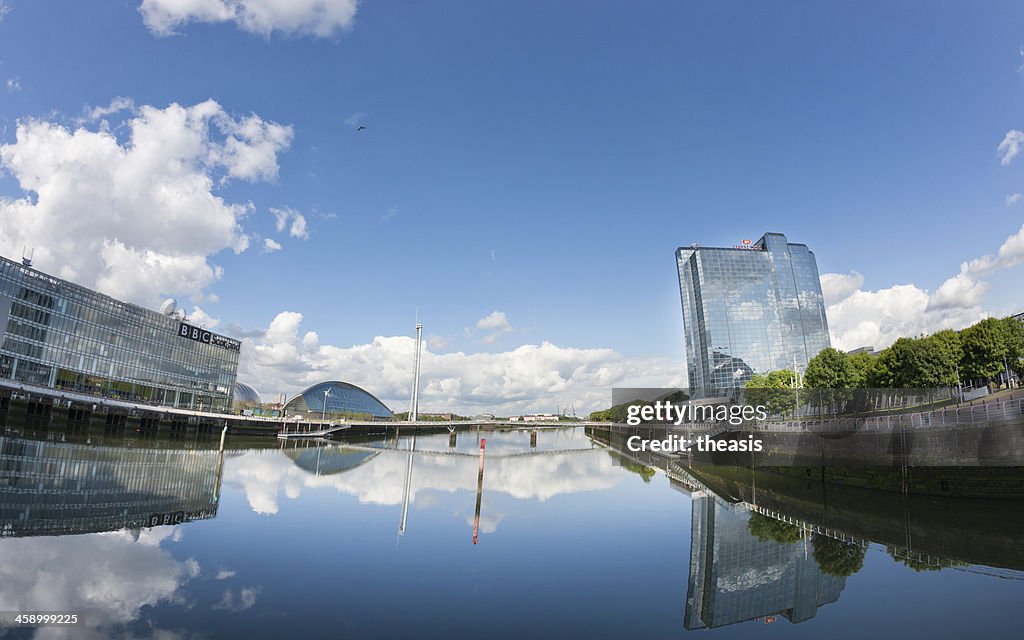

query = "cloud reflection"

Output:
[[224, 441, 624, 525], [0, 527, 199, 639]]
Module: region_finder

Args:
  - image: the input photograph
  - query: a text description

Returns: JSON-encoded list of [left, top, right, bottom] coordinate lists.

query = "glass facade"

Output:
[[0, 435, 221, 538], [684, 494, 845, 629], [676, 233, 831, 397], [284, 381, 393, 420], [232, 382, 262, 409], [0, 255, 240, 411]]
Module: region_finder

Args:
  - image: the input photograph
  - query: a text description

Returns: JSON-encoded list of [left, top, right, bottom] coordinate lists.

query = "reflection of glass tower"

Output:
[[0, 436, 222, 537], [684, 493, 844, 629], [676, 233, 830, 397]]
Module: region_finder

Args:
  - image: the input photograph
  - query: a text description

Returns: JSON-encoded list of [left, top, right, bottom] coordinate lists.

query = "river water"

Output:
[[0, 425, 1021, 638]]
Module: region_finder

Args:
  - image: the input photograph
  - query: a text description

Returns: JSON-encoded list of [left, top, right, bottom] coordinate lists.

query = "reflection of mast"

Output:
[[399, 433, 416, 536], [472, 438, 486, 545], [214, 426, 227, 504]]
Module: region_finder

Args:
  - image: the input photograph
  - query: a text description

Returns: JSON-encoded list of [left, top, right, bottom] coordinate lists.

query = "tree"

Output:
[[747, 513, 803, 544], [804, 348, 855, 389], [930, 329, 963, 384], [812, 534, 866, 577], [1001, 316, 1024, 377], [848, 352, 880, 387], [960, 318, 1011, 383], [744, 369, 797, 417], [878, 336, 956, 388]]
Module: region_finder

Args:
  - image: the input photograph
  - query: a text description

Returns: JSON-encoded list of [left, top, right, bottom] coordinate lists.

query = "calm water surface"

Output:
[[0, 426, 1021, 639]]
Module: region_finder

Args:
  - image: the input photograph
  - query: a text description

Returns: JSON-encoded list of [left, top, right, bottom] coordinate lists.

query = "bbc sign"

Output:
[[178, 322, 241, 352]]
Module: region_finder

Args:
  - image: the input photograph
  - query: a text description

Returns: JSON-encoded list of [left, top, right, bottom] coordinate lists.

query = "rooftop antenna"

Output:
[[20, 246, 33, 268]]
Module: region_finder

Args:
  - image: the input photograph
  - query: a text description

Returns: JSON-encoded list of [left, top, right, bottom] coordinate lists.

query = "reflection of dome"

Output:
[[285, 446, 381, 475], [233, 382, 261, 409], [284, 381, 393, 420]]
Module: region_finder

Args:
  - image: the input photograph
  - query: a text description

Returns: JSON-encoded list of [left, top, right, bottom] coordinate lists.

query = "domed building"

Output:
[[232, 382, 262, 411], [283, 381, 393, 421]]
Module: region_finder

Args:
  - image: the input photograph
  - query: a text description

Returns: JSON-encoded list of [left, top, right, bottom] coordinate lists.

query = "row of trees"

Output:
[[748, 315, 1023, 394]]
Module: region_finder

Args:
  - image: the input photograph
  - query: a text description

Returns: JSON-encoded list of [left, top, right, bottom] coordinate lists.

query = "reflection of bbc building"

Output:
[[0, 254, 241, 411]]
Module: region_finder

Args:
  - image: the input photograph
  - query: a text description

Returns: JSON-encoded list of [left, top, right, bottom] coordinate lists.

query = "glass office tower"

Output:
[[676, 233, 830, 398], [0, 255, 240, 411], [684, 494, 845, 629]]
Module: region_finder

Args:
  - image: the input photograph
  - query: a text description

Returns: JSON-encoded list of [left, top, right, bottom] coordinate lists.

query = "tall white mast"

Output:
[[409, 315, 423, 421]]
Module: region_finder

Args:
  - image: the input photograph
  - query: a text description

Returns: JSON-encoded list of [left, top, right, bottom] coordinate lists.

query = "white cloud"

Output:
[[959, 222, 1024, 276], [85, 96, 135, 121], [476, 310, 514, 344], [0, 2, 9, 22], [263, 237, 282, 252], [825, 283, 985, 352], [820, 271, 864, 306], [0, 99, 293, 306], [213, 586, 261, 612], [998, 129, 1024, 165], [216, 569, 236, 580], [188, 305, 220, 329], [5, 77, 20, 93], [270, 206, 309, 239], [1007, 193, 1022, 206], [823, 224, 1024, 351], [236, 311, 683, 415], [476, 310, 512, 332], [381, 205, 396, 222], [139, 0, 358, 39]]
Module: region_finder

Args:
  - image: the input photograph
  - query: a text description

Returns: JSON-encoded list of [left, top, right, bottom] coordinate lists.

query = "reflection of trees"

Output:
[[886, 546, 967, 572], [621, 461, 657, 483], [747, 513, 804, 544], [812, 534, 866, 577]]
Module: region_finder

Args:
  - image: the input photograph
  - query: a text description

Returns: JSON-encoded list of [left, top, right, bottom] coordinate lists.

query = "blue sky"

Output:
[[1, 1, 1023, 412]]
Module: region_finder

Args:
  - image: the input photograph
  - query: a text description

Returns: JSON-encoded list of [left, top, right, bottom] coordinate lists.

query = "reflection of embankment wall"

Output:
[[685, 464, 1024, 571], [740, 415, 1024, 467]]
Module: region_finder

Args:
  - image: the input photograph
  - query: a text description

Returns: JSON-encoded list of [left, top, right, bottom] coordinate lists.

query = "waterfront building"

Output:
[[283, 381, 393, 420], [0, 436, 222, 537], [684, 493, 845, 629], [0, 254, 240, 411], [232, 382, 262, 411], [675, 233, 830, 397]]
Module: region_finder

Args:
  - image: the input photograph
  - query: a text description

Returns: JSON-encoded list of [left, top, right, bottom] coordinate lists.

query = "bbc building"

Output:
[[0, 254, 240, 412], [676, 232, 831, 398]]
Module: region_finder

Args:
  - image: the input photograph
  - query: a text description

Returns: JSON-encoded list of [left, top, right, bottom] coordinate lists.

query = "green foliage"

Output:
[[589, 391, 688, 423], [885, 546, 958, 572], [812, 534, 866, 577], [875, 336, 957, 388], [747, 513, 804, 544], [960, 318, 1011, 381], [803, 316, 1023, 391], [622, 462, 657, 483], [744, 369, 797, 417], [804, 348, 856, 389], [847, 352, 880, 387], [589, 399, 645, 423]]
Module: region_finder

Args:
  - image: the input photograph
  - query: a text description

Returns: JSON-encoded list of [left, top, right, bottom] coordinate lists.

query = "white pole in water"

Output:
[[409, 319, 423, 422], [219, 425, 227, 451]]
